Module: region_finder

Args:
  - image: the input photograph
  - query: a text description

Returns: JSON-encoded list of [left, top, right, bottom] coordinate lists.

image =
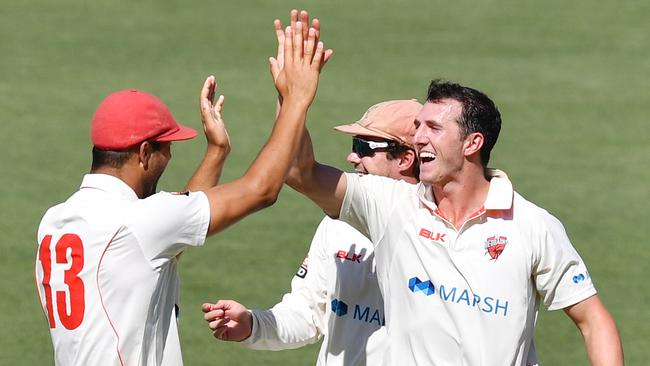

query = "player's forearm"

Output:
[[286, 128, 316, 192], [285, 129, 345, 217], [582, 313, 624, 365], [246, 307, 320, 351], [567, 296, 624, 365], [240, 100, 309, 207], [184, 147, 229, 192]]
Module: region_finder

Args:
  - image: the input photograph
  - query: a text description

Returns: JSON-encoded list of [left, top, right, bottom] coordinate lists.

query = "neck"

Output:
[[430, 167, 489, 230], [91, 166, 145, 199], [402, 175, 419, 184]]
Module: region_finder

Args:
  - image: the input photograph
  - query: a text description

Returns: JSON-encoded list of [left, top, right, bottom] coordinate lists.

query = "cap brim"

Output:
[[334, 123, 401, 142], [154, 123, 198, 142]]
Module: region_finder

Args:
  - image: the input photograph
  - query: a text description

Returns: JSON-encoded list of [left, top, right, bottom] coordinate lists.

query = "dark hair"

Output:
[[426, 79, 501, 166], [91, 141, 162, 170]]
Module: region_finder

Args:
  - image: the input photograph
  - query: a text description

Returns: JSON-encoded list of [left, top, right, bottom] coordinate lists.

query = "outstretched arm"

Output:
[[564, 295, 624, 365], [185, 75, 230, 192], [203, 21, 328, 236], [287, 128, 347, 217], [203, 229, 330, 349], [270, 10, 345, 218], [203, 295, 322, 350], [203, 219, 334, 349]]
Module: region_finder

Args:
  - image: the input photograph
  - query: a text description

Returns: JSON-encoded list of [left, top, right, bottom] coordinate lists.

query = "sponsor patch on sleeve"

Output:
[[295, 256, 309, 279]]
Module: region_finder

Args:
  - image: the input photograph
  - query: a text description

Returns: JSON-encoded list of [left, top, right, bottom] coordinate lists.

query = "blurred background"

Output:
[[1, 0, 648, 364]]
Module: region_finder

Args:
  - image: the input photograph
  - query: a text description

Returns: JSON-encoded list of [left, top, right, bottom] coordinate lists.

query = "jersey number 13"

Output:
[[38, 234, 85, 330]]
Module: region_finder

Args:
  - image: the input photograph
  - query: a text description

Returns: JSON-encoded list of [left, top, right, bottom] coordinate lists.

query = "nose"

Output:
[[413, 125, 426, 148], [347, 151, 361, 165]]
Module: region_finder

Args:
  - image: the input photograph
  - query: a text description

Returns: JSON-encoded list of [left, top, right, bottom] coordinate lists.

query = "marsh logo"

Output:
[[485, 235, 508, 260], [330, 298, 385, 326], [573, 273, 586, 283], [408, 277, 435, 295], [331, 299, 348, 316], [407, 276, 510, 317]]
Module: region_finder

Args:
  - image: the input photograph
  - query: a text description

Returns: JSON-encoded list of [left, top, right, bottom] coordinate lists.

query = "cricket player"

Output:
[[35, 22, 330, 366], [203, 99, 421, 365], [282, 79, 624, 365]]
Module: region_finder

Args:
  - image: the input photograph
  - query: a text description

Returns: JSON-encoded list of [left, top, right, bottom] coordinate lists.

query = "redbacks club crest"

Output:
[[485, 235, 508, 260]]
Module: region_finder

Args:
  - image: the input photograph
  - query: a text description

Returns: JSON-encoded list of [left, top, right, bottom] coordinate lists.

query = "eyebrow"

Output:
[[415, 118, 441, 126]]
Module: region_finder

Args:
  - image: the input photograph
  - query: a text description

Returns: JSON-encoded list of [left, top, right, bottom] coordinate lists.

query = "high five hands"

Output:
[[271, 9, 334, 109]]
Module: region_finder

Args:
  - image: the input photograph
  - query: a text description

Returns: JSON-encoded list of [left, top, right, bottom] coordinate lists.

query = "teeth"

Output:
[[419, 152, 436, 159]]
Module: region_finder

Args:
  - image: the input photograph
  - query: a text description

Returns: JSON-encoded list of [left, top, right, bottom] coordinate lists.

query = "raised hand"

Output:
[[184, 76, 230, 192], [270, 9, 331, 83], [202, 300, 253, 341], [273, 21, 326, 109], [199, 75, 231, 155]]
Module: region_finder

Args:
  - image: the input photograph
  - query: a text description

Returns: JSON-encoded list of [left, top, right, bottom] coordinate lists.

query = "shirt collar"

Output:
[[483, 169, 513, 210], [417, 168, 514, 211], [80, 173, 139, 202]]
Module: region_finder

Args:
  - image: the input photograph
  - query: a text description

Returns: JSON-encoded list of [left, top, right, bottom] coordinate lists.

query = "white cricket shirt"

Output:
[[340, 170, 595, 366], [35, 174, 210, 366], [246, 217, 387, 365]]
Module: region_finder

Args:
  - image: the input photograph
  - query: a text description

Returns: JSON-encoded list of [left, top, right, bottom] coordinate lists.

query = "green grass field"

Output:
[[1, 0, 648, 364]]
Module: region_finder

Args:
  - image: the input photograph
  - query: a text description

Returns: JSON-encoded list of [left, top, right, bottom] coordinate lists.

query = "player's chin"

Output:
[[417, 168, 437, 185]]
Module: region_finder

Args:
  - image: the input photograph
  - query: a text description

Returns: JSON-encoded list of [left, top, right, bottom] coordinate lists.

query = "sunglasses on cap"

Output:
[[352, 137, 400, 157]]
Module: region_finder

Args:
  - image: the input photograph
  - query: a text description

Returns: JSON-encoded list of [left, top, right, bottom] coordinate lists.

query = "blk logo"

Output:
[[331, 299, 348, 316], [573, 273, 586, 283], [336, 250, 363, 263], [419, 228, 446, 243], [485, 235, 508, 260]]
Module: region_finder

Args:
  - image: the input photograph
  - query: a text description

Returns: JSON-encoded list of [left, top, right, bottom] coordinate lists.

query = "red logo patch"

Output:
[[419, 228, 446, 243], [485, 235, 508, 260], [336, 250, 363, 263]]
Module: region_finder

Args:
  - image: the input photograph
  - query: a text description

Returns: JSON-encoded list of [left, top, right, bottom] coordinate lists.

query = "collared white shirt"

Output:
[[246, 217, 387, 365], [340, 169, 594, 366], [35, 174, 210, 366]]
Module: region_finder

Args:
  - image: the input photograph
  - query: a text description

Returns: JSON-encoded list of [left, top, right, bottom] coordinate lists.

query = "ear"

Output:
[[398, 149, 417, 171], [463, 132, 484, 159], [138, 141, 152, 170]]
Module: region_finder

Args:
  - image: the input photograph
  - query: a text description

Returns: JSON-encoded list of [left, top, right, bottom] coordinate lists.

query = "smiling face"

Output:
[[413, 100, 468, 186]]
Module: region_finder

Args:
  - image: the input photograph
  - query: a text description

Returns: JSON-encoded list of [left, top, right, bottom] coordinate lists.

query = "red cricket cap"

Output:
[[91, 89, 197, 150]]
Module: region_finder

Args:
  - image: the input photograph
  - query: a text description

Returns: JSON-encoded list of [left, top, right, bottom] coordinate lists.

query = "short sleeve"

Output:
[[339, 173, 400, 244], [532, 211, 597, 310], [129, 191, 210, 262]]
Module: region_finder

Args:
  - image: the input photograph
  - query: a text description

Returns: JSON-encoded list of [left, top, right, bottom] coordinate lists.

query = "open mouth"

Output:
[[419, 151, 436, 164]]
